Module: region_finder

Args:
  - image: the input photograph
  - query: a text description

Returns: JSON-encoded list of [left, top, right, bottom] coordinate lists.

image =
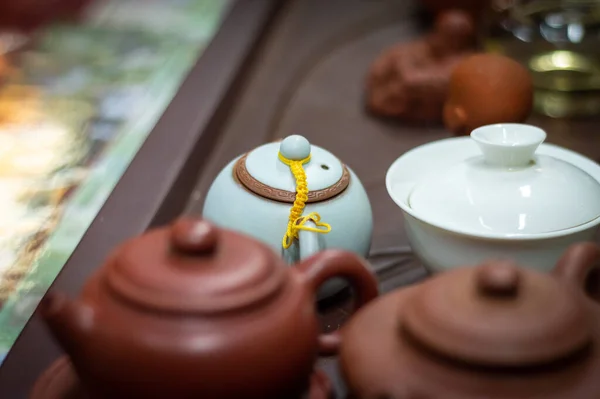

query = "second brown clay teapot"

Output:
[[340, 243, 600, 399], [36, 218, 379, 399]]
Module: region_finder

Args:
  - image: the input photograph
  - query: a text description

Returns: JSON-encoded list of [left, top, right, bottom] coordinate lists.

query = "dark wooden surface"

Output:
[[2, 0, 600, 397]]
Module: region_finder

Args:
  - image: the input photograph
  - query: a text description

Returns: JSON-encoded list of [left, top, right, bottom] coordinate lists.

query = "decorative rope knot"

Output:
[[278, 151, 331, 249]]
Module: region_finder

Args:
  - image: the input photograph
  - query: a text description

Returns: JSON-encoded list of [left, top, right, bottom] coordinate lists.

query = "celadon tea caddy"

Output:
[[203, 135, 373, 295], [386, 123, 600, 273]]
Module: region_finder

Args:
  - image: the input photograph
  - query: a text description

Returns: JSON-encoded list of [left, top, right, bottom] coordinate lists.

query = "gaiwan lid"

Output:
[[402, 261, 592, 366], [235, 135, 350, 203], [409, 124, 600, 236], [104, 219, 286, 314]]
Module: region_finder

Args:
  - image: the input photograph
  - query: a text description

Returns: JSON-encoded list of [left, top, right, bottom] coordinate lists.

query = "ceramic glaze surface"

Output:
[[203, 157, 373, 260], [409, 125, 600, 236], [386, 128, 600, 273], [245, 141, 344, 192], [404, 211, 597, 273]]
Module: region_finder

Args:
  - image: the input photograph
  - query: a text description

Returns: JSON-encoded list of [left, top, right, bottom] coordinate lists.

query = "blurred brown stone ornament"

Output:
[[365, 10, 476, 123], [444, 53, 534, 136]]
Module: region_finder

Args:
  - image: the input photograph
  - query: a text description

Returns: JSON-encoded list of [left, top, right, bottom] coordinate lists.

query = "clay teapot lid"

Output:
[[403, 261, 592, 366], [105, 218, 286, 313], [235, 135, 350, 203]]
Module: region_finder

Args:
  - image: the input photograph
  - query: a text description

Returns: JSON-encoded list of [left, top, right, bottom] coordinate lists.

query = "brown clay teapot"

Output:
[[36, 218, 379, 399], [340, 243, 600, 399]]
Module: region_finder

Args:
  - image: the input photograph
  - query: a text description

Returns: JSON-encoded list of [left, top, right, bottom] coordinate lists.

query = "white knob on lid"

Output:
[[471, 124, 546, 168], [279, 135, 311, 160]]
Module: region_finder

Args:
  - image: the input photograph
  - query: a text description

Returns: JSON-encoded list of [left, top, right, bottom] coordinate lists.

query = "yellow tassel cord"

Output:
[[278, 152, 331, 249]]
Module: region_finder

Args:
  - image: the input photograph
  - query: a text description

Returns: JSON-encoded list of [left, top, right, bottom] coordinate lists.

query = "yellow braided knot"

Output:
[[278, 152, 331, 249]]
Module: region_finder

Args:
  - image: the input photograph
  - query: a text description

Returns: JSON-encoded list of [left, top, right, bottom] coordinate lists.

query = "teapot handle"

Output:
[[297, 250, 379, 356], [553, 242, 600, 289]]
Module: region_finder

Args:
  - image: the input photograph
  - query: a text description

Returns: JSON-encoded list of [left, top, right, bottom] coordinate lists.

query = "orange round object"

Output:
[[444, 53, 534, 136]]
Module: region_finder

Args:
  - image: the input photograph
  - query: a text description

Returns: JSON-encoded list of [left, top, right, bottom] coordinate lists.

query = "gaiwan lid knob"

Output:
[[401, 261, 592, 366], [104, 218, 286, 314], [470, 122, 545, 168]]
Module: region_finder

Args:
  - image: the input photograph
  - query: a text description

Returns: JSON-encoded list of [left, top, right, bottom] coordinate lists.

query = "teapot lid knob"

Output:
[[476, 261, 520, 298], [170, 218, 218, 255], [279, 135, 311, 161]]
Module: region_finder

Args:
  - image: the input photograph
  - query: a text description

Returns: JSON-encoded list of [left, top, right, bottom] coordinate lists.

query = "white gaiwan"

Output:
[[386, 123, 600, 273], [202, 135, 373, 297]]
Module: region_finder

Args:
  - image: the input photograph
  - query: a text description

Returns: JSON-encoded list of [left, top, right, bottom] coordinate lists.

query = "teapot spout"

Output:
[[39, 291, 95, 354]]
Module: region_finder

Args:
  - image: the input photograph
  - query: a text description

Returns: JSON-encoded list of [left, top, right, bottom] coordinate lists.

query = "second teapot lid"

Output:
[[235, 135, 350, 203], [402, 261, 592, 366]]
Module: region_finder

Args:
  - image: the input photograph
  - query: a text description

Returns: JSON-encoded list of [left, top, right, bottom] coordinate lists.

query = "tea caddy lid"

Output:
[[408, 124, 600, 236], [235, 135, 350, 203], [402, 261, 592, 366], [104, 219, 286, 313]]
